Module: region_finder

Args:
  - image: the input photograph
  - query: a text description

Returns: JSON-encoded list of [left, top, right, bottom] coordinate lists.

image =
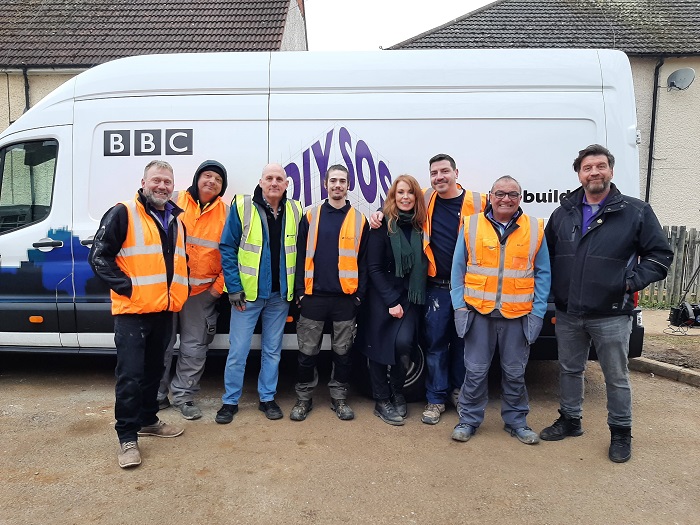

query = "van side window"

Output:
[[0, 140, 58, 234]]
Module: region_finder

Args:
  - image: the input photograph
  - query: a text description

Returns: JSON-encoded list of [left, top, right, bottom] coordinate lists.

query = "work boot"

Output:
[[451, 423, 476, 442], [118, 441, 141, 468], [215, 403, 238, 424], [609, 425, 632, 463], [137, 419, 184, 438], [505, 425, 540, 445], [258, 400, 284, 420], [450, 388, 461, 409], [331, 399, 355, 420], [374, 399, 405, 426], [290, 399, 313, 421], [421, 403, 445, 425], [390, 392, 407, 418], [158, 397, 171, 411], [176, 401, 202, 420], [539, 409, 584, 441]]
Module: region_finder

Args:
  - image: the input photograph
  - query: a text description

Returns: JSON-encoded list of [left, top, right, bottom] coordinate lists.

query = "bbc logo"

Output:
[[104, 129, 193, 156]]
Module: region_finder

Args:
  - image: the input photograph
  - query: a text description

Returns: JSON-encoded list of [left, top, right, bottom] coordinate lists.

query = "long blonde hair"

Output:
[[383, 174, 427, 233]]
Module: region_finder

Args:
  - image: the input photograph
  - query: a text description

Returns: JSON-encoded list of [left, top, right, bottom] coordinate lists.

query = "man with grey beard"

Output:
[[89, 160, 189, 469]]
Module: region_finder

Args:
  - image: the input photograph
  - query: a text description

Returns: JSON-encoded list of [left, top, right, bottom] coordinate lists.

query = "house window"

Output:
[[0, 140, 58, 234]]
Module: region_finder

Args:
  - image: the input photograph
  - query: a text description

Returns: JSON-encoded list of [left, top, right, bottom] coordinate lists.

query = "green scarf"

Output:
[[388, 210, 427, 305]]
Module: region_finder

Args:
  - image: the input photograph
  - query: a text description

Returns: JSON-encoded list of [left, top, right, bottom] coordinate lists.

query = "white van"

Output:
[[0, 49, 643, 387]]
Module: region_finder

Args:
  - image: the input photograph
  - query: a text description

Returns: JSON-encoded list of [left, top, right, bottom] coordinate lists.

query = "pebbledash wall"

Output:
[[631, 56, 700, 227]]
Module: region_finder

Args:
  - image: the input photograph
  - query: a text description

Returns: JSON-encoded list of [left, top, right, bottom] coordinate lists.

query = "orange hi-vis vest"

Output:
[[111, 196, 189, 315], [173, 190, 229, 296], [462, 212, 544, 319], [423, 184, 487, 277], [304, 205, 366, 295]]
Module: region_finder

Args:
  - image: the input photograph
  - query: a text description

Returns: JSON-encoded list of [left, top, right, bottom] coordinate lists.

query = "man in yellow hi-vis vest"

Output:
[[215, 164, 302, 425], [289, 164, 369, 422], [450, 176, 550, 445], [89, 160, 188, 469]]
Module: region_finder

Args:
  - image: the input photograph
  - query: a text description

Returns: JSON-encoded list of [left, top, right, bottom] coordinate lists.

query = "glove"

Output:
[[524, 313, 544, 345], [228, 291, 246, 309], [454, 308, 472, 339]]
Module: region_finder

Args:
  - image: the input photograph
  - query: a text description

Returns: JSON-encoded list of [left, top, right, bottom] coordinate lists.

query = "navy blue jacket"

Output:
[[545, 184, 673, 316]]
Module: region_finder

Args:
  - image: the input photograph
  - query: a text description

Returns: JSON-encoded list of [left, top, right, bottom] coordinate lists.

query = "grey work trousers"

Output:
[[457, 311, 532, 429], [159, 290, 219, 405]]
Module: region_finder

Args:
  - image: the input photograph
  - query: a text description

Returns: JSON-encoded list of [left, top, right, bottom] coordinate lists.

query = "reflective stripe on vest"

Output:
[[111, 198, 189, 315], [422, 185, 486, 277], [235, 195, 302, 301], [304, 205, 365, 295], [175, 191, 229, 295], [462, 213, 544, 319]]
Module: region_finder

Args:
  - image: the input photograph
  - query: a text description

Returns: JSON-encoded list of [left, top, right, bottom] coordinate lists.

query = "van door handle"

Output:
[[32, 239, 63, 248], [80, 235, 95, 247]]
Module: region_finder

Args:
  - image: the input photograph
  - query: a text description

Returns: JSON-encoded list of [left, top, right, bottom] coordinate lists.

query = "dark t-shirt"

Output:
[[430, 192, 465, 279]]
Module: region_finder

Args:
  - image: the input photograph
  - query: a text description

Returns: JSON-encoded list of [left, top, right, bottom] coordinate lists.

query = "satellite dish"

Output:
[[667, 68, 695, 90]]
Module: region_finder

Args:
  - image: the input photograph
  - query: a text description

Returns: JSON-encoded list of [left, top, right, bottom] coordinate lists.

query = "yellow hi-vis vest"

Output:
[[235, 195, 302, 302], [173, 190, 229, 296], [112, 196, 189, 315], [462, 213, 544, 319], [304, 205, 366, 295], [422, 185, 487, 277]]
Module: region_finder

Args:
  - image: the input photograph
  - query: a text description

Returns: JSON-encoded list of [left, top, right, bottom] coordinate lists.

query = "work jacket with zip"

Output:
[[545, 183, 673, 316], [89, 190, 189, 315]]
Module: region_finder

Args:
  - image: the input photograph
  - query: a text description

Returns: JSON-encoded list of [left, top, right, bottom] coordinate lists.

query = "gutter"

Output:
[[645, 57, 664, 203]]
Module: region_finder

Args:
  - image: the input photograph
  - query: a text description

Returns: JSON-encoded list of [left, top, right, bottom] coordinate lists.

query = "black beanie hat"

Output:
[[188, 160, 228, 202]]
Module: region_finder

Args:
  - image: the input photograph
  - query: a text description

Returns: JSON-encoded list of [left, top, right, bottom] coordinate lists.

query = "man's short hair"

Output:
[[325, 164, 349, 182], [143, 160, 173, 178], [573, 144, 615, 172], [429, 153, 456, 170], [491, 175, 522, 193]]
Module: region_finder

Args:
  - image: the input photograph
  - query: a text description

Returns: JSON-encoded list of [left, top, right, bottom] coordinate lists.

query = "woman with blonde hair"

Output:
[[362, 174, 428, 425]]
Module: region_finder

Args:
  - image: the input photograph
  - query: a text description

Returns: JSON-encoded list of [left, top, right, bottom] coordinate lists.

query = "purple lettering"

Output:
[[303, 148, 312, 206], [284, 162, 301, 201], [339, 127, 355, 191], [378, 161, 392, 208], [355, 140, 376, 204], [312, 130, 334, 200]]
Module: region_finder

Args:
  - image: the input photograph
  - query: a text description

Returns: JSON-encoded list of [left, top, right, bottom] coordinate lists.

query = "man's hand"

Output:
[[229, 291, 247, 311], [369, 211, 384, 229], [209, 287, 222, 298]]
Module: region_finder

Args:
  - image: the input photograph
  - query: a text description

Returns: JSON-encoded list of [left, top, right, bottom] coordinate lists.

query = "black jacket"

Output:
[[545, 183, 673, 316], [89, 190, 186, 299]]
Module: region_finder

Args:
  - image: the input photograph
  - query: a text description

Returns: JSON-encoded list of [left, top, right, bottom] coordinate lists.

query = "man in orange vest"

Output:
[[370, 154, 487, 425], [289, 164, 369, 422], [158, 160, 229, 420], [89, 160, 188, 469], [449, 176, 550, 445]]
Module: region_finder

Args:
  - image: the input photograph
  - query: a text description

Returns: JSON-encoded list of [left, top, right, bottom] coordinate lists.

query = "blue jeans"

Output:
[[424, 285, 465, 404], [457, 312, 531, 428], [222, 293, 290, 405], [114, 312, 173, 443], [555, 309, 633, 427]]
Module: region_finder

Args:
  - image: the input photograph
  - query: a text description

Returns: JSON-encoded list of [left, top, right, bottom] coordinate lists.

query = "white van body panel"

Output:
[[0, 49, 639, 352]]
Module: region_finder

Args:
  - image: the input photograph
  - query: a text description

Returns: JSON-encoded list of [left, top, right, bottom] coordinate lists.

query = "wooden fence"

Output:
[[640, 226, 700, 306]]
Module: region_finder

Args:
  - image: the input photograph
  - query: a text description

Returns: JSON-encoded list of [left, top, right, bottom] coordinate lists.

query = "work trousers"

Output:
[[159, 290, 220, 405], [114, 312, 173, 443], [295, 295, 356, 401], [457, 312, 531, 429]]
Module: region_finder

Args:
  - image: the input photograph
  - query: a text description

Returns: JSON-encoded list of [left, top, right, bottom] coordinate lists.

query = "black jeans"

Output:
[[114, 312, 173, 443]]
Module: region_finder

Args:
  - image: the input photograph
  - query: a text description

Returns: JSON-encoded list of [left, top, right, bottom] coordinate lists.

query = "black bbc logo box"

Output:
[[104, 129, 193, 156]]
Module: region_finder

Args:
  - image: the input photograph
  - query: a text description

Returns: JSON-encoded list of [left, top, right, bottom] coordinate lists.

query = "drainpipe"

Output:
[[21, 66, 30, 113], [645, 57, 664, 203]]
